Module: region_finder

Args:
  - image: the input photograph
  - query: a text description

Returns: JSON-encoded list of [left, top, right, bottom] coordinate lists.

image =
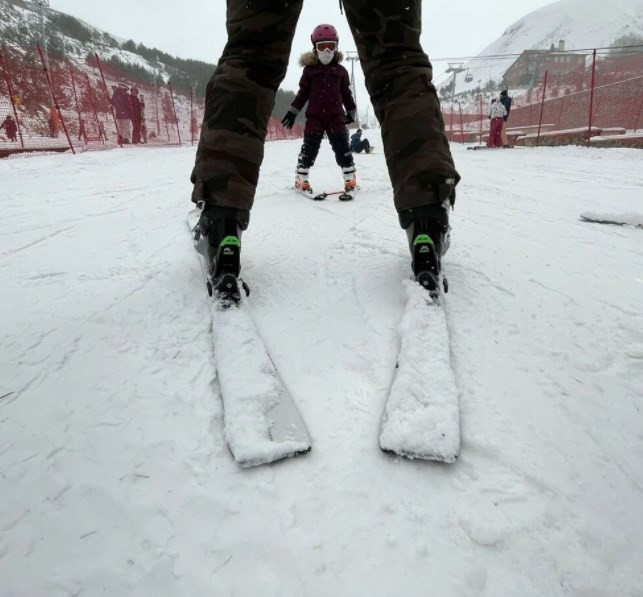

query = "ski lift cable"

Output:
[[430, 43, 643, 63]]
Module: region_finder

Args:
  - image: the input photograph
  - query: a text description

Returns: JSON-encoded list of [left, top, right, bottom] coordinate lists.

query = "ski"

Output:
[[187, 209, 312, 467], [293, 187, 357, 201], [467, 145, 516, 150], [580, 212, 643, 228], [379, 280, 460, 463]]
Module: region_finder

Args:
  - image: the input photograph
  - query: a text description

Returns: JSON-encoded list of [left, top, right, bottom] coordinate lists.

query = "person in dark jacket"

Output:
[[129, 87, 142, 144], [0, 115, 18, 142], [350, 128, 372, 154], [499, 89, 512, 147], [281, 24, 357, 195]]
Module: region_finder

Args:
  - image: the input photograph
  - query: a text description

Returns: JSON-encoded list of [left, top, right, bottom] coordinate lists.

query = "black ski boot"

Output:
[[399, 202, 451, 296], [196, 204, 250, 303]]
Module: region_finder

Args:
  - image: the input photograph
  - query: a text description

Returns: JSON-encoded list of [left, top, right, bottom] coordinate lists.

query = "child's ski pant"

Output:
[[297, 129, 354, 170]]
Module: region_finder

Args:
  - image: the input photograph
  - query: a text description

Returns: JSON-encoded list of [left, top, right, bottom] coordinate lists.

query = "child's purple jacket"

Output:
[[291, 52, 356, 133]]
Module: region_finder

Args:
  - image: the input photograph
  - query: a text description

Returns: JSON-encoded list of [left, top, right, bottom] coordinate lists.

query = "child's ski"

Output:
[[293, 187, 355, 201], [312, 189, 355, 201]]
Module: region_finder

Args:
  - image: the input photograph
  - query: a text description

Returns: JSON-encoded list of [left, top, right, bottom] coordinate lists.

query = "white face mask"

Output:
[[317, 49, 335, 65]]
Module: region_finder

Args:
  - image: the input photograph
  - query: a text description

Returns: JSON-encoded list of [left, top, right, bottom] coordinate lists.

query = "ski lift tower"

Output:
[[345, 51, 360, 128], [31, 0, 50, 65], [445, 62, 465, 102]]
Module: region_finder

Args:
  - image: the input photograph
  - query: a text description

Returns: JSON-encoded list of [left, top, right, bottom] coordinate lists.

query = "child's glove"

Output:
[[344, 110, 356, 125], [281, 110, 297, 129]]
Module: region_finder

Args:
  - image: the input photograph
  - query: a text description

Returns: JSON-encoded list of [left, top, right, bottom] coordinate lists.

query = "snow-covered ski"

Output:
[[580, 212, 643, 229], [187, 209, 312, 467], [379, 280, 460, 463]]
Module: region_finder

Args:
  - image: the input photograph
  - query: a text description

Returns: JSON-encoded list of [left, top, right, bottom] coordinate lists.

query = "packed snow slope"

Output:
[[1, 140, 642, 596]]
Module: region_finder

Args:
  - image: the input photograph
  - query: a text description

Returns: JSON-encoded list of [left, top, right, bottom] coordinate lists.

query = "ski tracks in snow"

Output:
[[1, 143, 643, 596]]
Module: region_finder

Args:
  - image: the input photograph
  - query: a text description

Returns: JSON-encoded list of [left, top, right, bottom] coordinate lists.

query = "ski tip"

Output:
[[235, 444, 312, 468], [380, 445, 459, 464]]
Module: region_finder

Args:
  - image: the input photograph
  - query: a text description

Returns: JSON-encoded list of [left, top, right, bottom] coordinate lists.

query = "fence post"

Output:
[[0, 49, 25, 148], [168, 82, 182, 147], [68, 62, 84, 144], [458, 102, 465, 143], [160, 90, 171, 141], [189, 86, 195, 145], [536, 70, 548, 147], [85, 73, 104, 145], [94, 52, 121, 147], [154, 88, 161, 136], [449, 104, 454, 143], [634, 95, 643, 133], [478, 95, 483, 145], [37, 44, 75, 155], [587, 49, 597, 148]]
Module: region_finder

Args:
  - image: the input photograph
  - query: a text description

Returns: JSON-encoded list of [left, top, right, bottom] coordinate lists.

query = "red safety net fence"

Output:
[[442, 48, 643, 148], [0, 44, 304, 158]]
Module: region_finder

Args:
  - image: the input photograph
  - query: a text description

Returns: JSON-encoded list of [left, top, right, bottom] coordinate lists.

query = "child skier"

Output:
[[281, 24, 357, 195]]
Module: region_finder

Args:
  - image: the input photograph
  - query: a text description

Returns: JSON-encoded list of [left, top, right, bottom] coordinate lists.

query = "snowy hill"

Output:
[[1, 141, 643, 595], [441, 0, 643, 94], [0, 0, 214, 90]]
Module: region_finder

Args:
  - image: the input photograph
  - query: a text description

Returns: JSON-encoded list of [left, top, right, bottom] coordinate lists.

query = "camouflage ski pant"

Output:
[[191, 0, 460, 212]]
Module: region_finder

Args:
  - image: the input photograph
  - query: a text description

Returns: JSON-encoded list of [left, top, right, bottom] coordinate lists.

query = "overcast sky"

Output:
[[50, 0, 557, 116]]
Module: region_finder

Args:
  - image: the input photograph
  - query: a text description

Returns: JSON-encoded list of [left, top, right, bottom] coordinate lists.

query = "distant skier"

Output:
[[48, 107, 60, 138], [98, 121, 107, 143], [281, 24, 357, 195], [77, 118, 87, 144], [487, 99, 507, 148], [0, 115, 18, 142], [111, 84, 132, 144], [191, 2, 459, 299], [350, 128, 372, 154], [499, 89, 512, 147]]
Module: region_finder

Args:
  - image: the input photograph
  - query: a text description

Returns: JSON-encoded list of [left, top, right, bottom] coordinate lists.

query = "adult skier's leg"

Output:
[[342, 0, 459, 289], [191, 0, 303, 292]]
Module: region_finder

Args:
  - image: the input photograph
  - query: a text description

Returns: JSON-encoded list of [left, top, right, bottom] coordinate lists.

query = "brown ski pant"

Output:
[[191, 0, 460, 212]]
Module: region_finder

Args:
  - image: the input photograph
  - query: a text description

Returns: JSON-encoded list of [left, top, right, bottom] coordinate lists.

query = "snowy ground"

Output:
[[1, 140, 642, 596]]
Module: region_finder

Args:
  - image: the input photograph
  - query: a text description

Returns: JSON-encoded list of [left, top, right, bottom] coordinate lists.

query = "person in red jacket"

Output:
[[282, 24, 357, 195]]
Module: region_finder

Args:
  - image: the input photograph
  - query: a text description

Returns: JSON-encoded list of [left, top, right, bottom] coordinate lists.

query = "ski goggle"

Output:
[[316, 41, 337, 52]]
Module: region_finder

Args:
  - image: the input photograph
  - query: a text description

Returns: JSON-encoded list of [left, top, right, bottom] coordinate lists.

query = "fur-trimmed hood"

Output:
[[299, 50, 344, 67]]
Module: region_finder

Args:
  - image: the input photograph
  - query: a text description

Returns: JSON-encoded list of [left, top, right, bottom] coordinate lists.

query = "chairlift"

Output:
[[465, 69, 473, 84]]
